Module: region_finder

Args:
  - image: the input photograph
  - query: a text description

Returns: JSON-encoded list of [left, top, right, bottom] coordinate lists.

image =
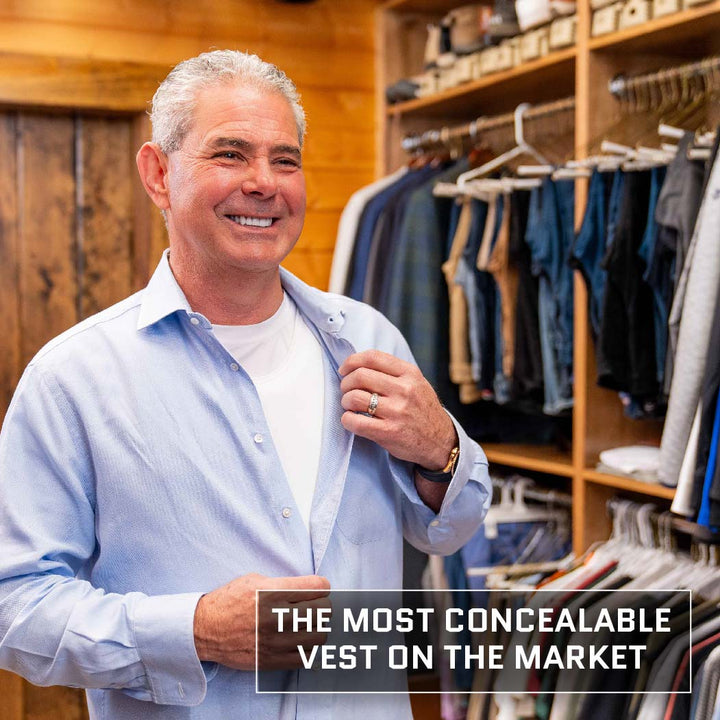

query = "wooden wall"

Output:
[[0, 2, 377, 718]]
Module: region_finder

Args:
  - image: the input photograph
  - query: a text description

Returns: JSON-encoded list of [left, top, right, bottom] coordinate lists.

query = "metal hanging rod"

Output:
[[402, 96, 576, 154], [608, 55, 720, 98], [490, 476, 572, 507]]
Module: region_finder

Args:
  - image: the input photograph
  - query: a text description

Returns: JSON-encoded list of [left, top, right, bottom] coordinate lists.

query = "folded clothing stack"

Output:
[[597, 445, 661, 482]]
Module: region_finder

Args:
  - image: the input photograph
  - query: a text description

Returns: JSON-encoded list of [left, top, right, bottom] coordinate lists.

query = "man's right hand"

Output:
[[193, 573, 331, 671]]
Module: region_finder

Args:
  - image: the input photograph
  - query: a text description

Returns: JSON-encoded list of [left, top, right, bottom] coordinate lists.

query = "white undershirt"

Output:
[[212, 294, 324, 530]]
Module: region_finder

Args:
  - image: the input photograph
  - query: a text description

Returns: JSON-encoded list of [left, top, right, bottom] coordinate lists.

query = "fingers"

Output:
[[337, 351, 457, 469], [257, 592, 332, 670], [339, 364, 400, 397], [266, 574, 330, 591], [339, 350, 415, 379], [341, 388, 393, 418], [261, 575, 331, 604], [341, 409, 385, 442]]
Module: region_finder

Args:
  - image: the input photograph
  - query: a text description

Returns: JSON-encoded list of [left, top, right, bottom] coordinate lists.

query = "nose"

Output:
[[241, 160, 278, 198]]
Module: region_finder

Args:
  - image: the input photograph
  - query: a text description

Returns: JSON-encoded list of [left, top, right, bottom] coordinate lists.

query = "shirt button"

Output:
[[430, 520, 440, 527], [282, 507, 292, 519], [190, 317, 200, 326], [254, 433, 264, 444], [230, 362, 239, 372]]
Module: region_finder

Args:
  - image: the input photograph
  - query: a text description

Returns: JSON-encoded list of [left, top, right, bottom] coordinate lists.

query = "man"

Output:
[[0, 51, 490, 718]]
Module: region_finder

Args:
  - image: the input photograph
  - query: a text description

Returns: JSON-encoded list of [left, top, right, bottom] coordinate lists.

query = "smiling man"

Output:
[[0, 51, 491, 719]]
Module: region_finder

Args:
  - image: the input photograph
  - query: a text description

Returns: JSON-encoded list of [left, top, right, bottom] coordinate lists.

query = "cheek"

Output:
[[282, 175, 306, 215], [176, 168, 234, 207]]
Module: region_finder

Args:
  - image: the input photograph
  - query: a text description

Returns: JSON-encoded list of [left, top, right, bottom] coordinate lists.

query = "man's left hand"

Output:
[[339, 350, 457, 471]]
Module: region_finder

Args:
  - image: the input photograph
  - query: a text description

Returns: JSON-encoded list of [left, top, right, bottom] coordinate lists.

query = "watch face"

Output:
[[444, 447, 460, 474], [451, 449, 460, 475]]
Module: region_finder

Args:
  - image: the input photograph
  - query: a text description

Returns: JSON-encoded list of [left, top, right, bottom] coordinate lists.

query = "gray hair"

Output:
[[150, 50, 306, 153]]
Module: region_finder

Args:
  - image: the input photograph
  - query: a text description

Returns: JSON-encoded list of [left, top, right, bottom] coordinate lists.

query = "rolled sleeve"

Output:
[[133, 592, 209, 706]]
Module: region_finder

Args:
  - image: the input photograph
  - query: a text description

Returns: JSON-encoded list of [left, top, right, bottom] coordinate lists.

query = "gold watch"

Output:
[[416, 445, 460, 483]]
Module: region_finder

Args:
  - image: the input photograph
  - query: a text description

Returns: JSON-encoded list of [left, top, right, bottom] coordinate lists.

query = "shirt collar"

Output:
[[137, 249, 346, 335], [136, 250, 192, 329]]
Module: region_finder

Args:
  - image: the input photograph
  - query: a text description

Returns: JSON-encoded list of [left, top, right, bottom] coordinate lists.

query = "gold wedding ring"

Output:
[[367, 392, 379, 417]]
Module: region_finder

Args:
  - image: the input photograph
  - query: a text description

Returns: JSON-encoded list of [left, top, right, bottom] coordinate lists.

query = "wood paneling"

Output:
[[19, 114, 77, 365], [0, 113, 20, 423], [305, 168, 374, 212], [0, 21, 375, 92], [283, 248, 334, 292], [78, 117, 134, 317], [0, 53, 166, 113], [24, 685, 84, 720], [0, 671, 23, 719], [0, 0, 376, 54], [296, 211, 345, 251]]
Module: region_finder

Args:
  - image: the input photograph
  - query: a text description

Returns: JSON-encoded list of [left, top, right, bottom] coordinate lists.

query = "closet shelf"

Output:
[[482, 443, 574, 478], [583, 469, 676, 500], [386, 48, 576, 120], [588, 1, 720, 53], [381, 0, 461, 12]]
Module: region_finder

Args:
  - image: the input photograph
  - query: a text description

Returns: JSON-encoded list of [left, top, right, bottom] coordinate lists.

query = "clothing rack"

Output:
[[608, 55, 720, 100], [490, 475, 572, 507], [607, 498, 720, 547], [401, 96, 576, 155]]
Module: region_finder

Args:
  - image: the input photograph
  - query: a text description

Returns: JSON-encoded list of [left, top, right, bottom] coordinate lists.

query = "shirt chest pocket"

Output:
[[334, 459, 400, 545]]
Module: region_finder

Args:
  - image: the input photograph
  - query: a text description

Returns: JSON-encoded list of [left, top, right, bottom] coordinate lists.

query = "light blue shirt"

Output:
[[0, 251, 491, 719]]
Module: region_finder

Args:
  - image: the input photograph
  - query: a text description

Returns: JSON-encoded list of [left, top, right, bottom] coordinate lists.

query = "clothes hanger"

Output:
[[482, 476, 569, 540], [455, 103, 550, 187]]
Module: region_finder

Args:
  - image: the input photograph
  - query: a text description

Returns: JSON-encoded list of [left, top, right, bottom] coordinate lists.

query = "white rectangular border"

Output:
[[255, 588, 693, 695]]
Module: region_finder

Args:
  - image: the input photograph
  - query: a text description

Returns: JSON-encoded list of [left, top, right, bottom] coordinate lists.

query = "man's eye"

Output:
[[277, 158, 300, 168], [216, 152, 239, 160]]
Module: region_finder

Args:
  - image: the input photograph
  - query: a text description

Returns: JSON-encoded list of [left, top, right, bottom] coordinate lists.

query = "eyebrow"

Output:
[[209, 137, 302, 160]]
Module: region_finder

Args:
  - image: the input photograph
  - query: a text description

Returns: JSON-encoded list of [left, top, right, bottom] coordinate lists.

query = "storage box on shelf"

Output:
[[377, 0, 720, 553], [384, 14, 577, 104], [591, 0, 719, 37]]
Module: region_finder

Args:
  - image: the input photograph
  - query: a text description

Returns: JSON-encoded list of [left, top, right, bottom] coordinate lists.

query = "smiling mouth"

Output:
[[226, 215, 275, 228]]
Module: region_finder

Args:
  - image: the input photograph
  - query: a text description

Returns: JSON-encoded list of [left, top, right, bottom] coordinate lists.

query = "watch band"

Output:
[[415, 445, 460, 483]]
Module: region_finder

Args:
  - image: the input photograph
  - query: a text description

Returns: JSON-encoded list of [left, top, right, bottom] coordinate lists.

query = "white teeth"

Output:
[[228, 215, 273, 227]]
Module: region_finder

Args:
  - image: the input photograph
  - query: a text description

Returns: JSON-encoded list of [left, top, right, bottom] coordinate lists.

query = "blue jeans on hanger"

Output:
[[527, 179, 575, 415], [606, 169, 626, 251], [638, 165, 669, 386], [572, 169, 611, 339], [455, 199, 490, 383]]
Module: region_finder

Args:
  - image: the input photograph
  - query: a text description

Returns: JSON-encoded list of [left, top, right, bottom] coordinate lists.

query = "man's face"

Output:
[[163, 82, 306, 278]]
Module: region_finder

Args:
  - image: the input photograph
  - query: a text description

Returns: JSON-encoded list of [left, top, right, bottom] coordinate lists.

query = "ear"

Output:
[[136, 142, 171, 210]]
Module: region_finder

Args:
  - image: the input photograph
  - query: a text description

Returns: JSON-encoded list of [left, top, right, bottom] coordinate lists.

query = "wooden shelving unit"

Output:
[[583, 469, 676, 500], [482, 443, 574, 478], [387, 48, 576, 119], [376, 0, 720, 554], [588, 0, 720, 52]]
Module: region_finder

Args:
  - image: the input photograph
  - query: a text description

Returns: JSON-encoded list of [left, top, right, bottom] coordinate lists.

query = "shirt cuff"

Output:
[[438, 412, 489, 514], [133, 592, 208, 706]]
